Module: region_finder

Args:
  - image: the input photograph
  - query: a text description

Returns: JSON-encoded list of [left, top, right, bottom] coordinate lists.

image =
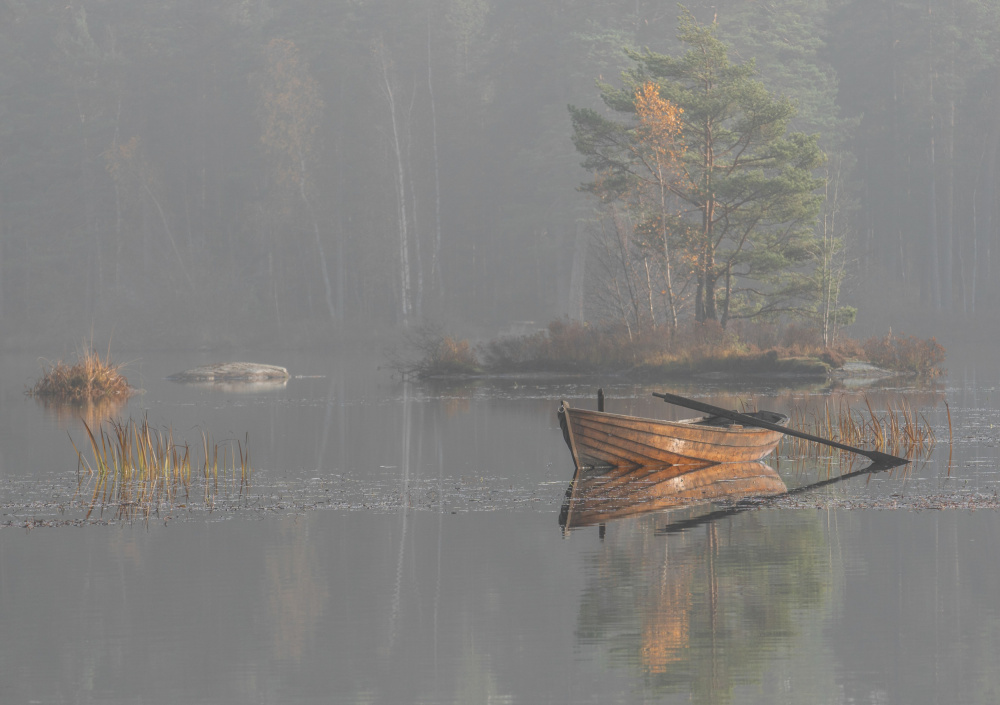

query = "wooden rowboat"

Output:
[[559, 461, 787, 529], [557, 400, 788, 469]]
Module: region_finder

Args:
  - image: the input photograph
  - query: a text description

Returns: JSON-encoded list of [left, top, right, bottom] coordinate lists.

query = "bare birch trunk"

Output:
[[403, 90, 423, 321], [379, 46, 412, 327], [657, 161, 677, 330], [427, 19, 444, 301]]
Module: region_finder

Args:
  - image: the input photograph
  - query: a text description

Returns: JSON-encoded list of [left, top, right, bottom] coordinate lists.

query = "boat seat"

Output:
[[691, 411, 787, 427]]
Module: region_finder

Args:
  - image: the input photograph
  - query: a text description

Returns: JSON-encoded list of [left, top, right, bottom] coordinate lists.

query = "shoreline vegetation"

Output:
[[27, 348, 134, 403], [387, 320, 946, 382]]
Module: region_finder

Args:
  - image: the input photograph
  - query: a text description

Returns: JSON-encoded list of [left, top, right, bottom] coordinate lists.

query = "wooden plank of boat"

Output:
[[558, 401, 787, 469], [560, 461, 787, 529]]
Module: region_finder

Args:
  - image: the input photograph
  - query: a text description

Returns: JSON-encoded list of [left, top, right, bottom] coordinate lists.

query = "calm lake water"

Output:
[[2, 350, 999, 705]]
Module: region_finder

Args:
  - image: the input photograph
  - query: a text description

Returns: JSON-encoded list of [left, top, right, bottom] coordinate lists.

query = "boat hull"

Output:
[[558, 402, 787, 469]]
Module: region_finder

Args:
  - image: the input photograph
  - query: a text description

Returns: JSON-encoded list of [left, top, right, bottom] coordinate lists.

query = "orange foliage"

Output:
[[633, 80, 684, 167], [630, 81, 690, 295]]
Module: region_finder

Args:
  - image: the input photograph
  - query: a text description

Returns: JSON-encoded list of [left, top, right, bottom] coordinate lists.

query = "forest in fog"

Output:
[[0, 0, 997, 350]]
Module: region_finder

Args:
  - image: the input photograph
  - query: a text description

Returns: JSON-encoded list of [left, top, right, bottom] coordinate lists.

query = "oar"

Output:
[[652, 391, 909, 467]]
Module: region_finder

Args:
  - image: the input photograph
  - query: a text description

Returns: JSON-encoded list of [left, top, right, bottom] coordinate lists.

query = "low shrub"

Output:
[[819, 349, 845, 368], [862, 332, 946, 376], [482, 319, 752, 373], [479, 319, 649, 370], [388, 319, 945, 379], [385, 324, 482, 378], [427, 336, 480, 375]]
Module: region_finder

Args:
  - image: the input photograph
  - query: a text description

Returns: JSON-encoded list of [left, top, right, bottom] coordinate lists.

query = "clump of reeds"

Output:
[[71, 415, 251, 523], [782, 396, 936, 460], [28, 347, 132, 402]]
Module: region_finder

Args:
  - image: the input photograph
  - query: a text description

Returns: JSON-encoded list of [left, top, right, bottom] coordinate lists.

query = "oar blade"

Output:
[[865, 450, 910, 468]]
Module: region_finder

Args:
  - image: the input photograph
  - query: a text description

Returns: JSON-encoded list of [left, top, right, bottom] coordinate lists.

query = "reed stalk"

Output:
[[781, 395, 936, 461], [946, 401, 953, 476], [73, 415, 252, 523]]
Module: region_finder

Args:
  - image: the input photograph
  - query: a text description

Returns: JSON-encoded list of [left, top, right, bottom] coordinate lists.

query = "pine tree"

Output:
[[571, 8, 826, 327]]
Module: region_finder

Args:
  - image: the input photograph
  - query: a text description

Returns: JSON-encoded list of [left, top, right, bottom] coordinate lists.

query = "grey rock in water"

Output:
[[167, 362, 290, 382]]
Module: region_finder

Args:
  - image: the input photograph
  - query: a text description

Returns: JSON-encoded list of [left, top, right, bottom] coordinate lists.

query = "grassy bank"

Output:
[[389, 320, 945, 380]]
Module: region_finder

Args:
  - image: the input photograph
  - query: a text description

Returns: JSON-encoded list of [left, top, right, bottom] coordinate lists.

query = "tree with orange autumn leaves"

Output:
[[570, 81, 688, 336], [632, 81, 686, 329], [571, 10, 830, 331]]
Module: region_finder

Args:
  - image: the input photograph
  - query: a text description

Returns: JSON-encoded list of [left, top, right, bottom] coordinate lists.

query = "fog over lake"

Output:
[[4, 2, 1000, 703]]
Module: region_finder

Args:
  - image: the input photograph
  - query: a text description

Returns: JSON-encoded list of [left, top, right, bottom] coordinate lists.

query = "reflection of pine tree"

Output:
[[574, 509, 830, 702]]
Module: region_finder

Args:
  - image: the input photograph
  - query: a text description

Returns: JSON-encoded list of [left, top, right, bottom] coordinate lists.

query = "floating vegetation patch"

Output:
[[781, 396, 936, 461], [772, 492, 1000, 512], [71, 416, 251, 523], [28, 348, 133, 402]]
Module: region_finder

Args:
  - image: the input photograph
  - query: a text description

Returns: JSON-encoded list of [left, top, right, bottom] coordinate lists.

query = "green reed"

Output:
[[71, 415, 251, 523]]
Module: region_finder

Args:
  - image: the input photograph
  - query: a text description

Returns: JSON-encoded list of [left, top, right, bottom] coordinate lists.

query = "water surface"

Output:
[[1, 352, 998, 704]]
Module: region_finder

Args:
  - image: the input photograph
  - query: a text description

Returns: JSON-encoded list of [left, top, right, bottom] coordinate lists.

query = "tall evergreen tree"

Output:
[[719, 0, 858, 342], [571, 9, 826, 327]]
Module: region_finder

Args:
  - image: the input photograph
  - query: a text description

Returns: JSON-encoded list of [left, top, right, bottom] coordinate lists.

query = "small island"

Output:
[[388, 321, 945, 382]]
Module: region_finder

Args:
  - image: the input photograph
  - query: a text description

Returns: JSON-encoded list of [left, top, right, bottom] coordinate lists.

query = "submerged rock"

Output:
[[167, 362, 290, 382]]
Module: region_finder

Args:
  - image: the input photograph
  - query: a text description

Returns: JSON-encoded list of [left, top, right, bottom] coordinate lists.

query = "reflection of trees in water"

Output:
[[264, 517, 329, 662], [576, 510, 830, 703]]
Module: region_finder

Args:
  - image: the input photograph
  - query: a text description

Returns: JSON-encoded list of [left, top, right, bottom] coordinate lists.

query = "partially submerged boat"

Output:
[[559, 460, 787, 530], [557, 400, 788, 469]]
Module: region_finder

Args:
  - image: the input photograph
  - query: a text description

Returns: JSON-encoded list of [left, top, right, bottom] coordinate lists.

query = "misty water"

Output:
[[2, 351, 999, 705]]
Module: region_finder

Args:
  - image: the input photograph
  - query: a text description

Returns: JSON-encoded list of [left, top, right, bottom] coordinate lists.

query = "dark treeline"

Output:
[[0, 0, 996, 349]]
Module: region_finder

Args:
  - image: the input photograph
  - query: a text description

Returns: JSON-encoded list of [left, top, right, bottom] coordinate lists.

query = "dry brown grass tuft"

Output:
[[28, 348, 133, 402]]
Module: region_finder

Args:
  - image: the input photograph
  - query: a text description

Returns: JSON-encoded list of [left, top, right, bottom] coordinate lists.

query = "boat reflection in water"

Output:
[[559, 460, 787, 532]]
